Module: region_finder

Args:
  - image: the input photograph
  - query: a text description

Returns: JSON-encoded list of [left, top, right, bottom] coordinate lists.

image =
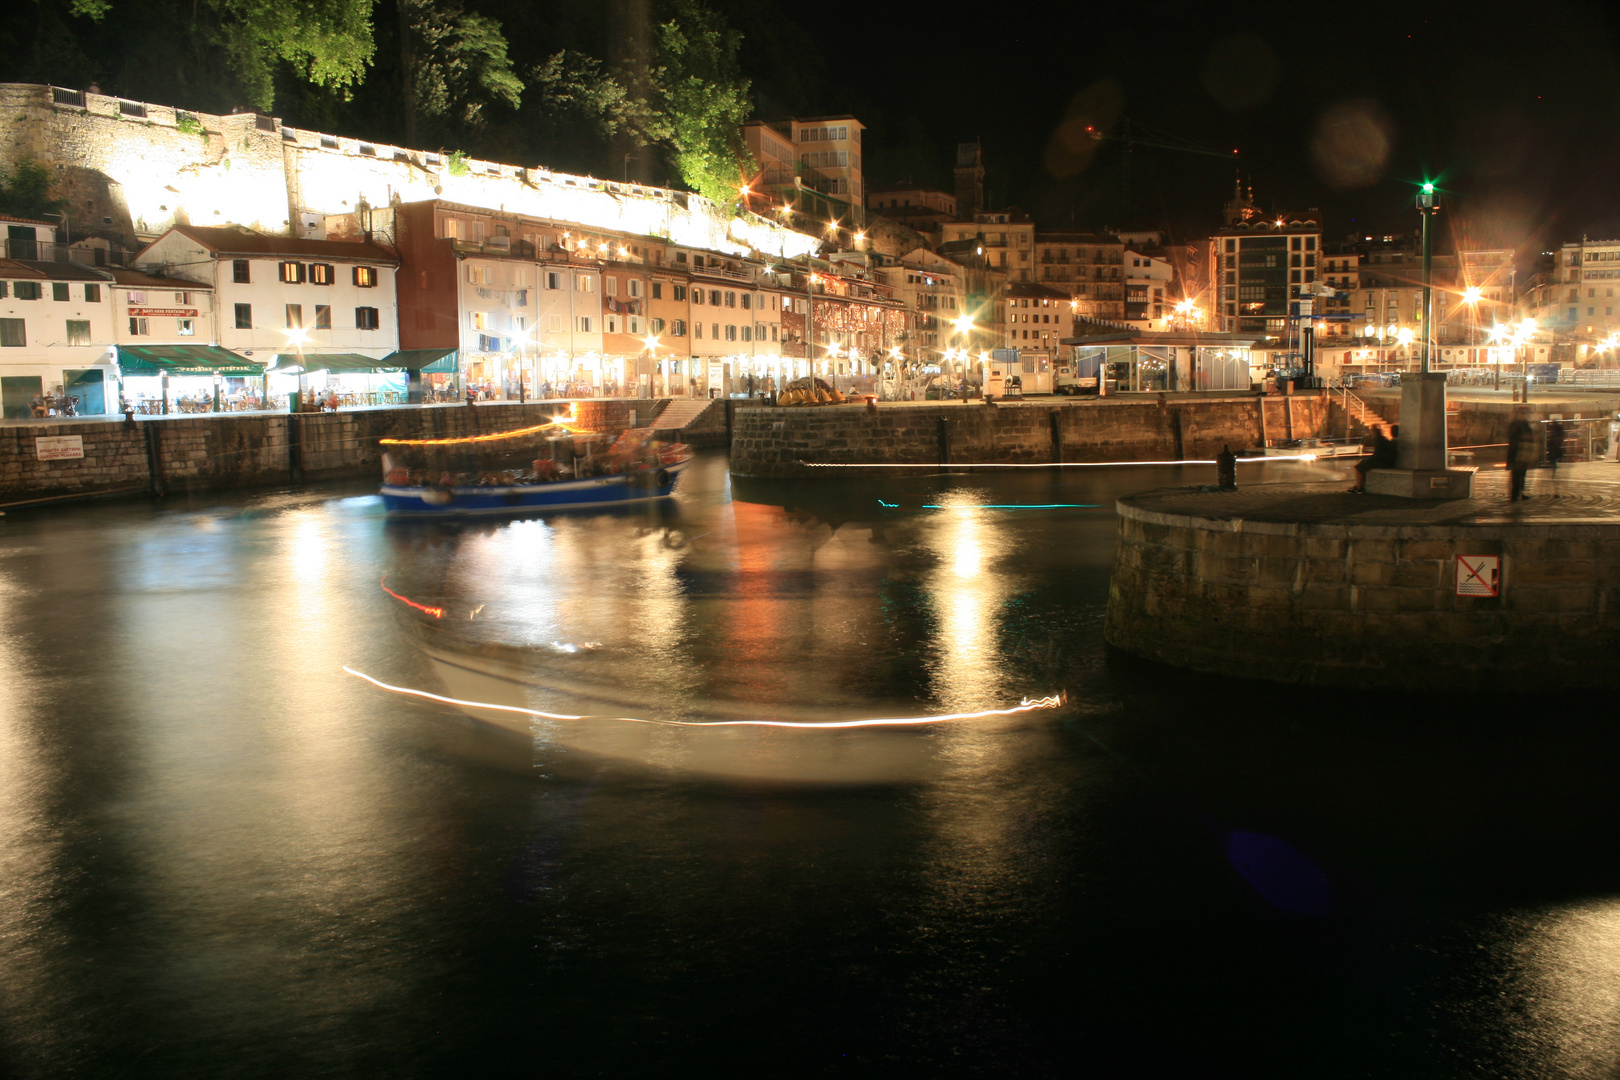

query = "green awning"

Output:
[[380, 348, 459, 374], [273, 353, 400, 374], [116, 345, 264, 377]]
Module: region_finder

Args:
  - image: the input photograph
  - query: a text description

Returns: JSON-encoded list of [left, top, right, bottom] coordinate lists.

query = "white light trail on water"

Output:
[[343, 666, 1063, 728], [799, 455, 1320, 468]]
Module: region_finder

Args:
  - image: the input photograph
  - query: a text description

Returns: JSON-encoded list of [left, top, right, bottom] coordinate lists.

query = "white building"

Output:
[[1123, 249, 1174, 328], [135, 225, 400, 371], [0, 216, 120, 416]]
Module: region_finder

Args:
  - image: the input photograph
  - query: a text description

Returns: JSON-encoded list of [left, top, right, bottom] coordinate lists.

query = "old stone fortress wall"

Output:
[[0, 83, 815, 260]]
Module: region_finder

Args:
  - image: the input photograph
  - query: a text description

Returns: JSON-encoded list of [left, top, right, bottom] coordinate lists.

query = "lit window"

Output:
[[279, 261, 305, 284], [309, 263, 335, 285], [177, 319, 194, 336], [353, 266, 378, 287]]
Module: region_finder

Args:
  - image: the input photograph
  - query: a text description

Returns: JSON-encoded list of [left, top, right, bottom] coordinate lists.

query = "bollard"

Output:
[[1216, 445, 1237, 490]]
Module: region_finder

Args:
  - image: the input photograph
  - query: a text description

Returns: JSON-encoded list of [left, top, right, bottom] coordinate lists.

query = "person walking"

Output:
[[1546, 419, 1566, 498], [1507, 407, 1536, 502]]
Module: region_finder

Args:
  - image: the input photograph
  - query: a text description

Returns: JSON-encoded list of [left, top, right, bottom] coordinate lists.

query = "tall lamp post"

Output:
[[1417, 181, 1439, 373], [951, 314, 975, 402]]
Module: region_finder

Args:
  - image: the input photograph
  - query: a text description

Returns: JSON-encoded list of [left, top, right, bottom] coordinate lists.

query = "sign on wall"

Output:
[[128, 308, 198, 317], [1456, 555, 1500, 597], [35, 435, 84, 461]]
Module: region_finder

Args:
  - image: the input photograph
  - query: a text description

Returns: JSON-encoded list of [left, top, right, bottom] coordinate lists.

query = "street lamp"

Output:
[[1462, 286, 1485, 386], [950, 315, 976, 401], [1417, 180, 1439, 373]]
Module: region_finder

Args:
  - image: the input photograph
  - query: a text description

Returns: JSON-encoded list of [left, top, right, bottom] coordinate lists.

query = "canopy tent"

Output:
[[380, 348, 459, 374], [270, 353, 401, 374], [116, 345, 264, 377]]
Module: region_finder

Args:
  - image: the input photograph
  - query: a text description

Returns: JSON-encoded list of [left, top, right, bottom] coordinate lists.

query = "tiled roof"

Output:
[[0, 259, 109, 281], [0, 213, 54, 227], [146, 224, 398, 263], [109, 268, 213, 289]]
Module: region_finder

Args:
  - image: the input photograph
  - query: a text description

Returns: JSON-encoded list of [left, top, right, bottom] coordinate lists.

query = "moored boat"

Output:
[[378, 413, 693, 517]]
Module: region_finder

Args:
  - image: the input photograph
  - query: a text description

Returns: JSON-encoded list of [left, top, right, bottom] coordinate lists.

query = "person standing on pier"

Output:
[[1507, 407, 1536, 502]]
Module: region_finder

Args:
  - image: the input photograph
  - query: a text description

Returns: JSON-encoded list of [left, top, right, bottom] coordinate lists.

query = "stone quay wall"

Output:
[[1361, 393, 1615, 450], [0, 400, 658, 505], [729, 394, 1333, 478], [1105, 494, 1620, 690]]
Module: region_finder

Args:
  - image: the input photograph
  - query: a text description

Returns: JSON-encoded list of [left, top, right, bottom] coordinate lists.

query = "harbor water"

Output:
[[2, 450, 1617, 1077]]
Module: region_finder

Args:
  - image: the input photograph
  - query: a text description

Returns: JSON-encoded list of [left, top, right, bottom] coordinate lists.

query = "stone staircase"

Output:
[[1327, 388, 1394, 443], [649, 398, 716, 438]]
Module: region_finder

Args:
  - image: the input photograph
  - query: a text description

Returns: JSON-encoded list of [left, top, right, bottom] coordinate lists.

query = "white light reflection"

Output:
[[1494, 902, 1620, 1076], [923, 489, 1012, 713]]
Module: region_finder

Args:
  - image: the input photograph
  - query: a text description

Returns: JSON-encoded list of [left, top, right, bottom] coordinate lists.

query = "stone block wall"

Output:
[[729, 395, 1332, 478], [1105, 497, 1620, 690], [0, 399, 655, 504]]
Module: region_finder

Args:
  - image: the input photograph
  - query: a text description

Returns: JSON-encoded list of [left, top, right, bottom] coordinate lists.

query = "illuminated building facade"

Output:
[[745, 116, 867, 228], [1034, 232, 1125, 320], [1210, 212, 1323, 334], [942, 209, 1035, 282], [136, 226, 399, 366], [877, 248, 965, 369], [0, 216, 120, 417], [1123, 249, 1173, 328]]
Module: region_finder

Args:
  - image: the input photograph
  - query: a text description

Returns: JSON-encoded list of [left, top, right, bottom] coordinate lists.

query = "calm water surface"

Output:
[[2, 451, 1618, 1077]]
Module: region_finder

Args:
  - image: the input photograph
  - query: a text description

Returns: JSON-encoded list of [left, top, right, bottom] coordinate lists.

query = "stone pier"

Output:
[[1105, 463, 1620, 690]]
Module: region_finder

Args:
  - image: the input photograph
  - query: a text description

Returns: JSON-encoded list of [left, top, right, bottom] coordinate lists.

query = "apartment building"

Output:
[[942, 209, 1036, 283], [1123, 249, 1174, 327], [0, 217, 120, 416], [745, 116, 867, 227], [1032, 232, 1125, 321], [1210, 212, 1323, 335]]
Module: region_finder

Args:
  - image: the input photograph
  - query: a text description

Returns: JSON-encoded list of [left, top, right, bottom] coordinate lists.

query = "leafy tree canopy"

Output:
[[0, 160, 64, 222]]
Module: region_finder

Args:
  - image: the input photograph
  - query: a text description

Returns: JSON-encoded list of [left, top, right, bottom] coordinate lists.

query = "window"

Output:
[[174, 291, 193, 305], [576, 316, 593, 332], [651, 317, 665, 333], [127, 290, 148, 305], [673, 285, 686, 301], [0, 319, 23, 347], [672, 319, 686, 336], [129, 317, 148, 335], [52, 282, 69, 301], [693, 289, 705, 306], [771, 324, 779, 342], [233, 260, 251, 283], [629, 317, 641, 335], [177, 319, 194, 336], [545, 314, 563, 333], [741, 293, 751, 310], [576, 275, 595, 293], [356, 307, 380, 330], [315, 305, 331, 330], [710, 290, 722, 306], [741, 326, 751, 342], [472, 311, 490, 330], [66, 320, 90, 345], [279, 261, 305, 284], [468, 265, 490, 285], [629, 280, 642, 297], [309, 263, 335, 285], [354, 266, 378, 287], [235, 303, 252, 329], [546, 271, 561, 290], [14, 282, 41, 300], [443, 218, 462, 240], [652, 282, 663, 300], [606, 315, 620, 334], [695, 322, 703, 338], [285, 304, 303, 328], [84, 284, 100, 302], [725, 291, 736, 307], [712, 322, 720, 339], [605, 276, 618, 296]]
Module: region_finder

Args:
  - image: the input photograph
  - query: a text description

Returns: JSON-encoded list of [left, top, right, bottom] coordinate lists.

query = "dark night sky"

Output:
[[716, 0, 1620, 252]]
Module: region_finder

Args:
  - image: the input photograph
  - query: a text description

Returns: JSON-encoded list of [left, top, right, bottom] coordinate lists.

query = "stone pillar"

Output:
[[1366, 372, 1473, 499]]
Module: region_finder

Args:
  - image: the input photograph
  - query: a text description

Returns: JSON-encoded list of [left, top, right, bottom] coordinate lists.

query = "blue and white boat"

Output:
[[378, 418, 693, 518]]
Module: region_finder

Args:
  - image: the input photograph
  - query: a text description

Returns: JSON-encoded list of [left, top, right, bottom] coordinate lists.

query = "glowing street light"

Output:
[[952, 314, 976, 335]]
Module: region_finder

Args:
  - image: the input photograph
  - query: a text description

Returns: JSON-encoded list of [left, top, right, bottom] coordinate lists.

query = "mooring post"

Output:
[[142, 421, 165, 497], [937, 415, 950, 466], [287, 414, 304, 484], [1049, 410, 1062, 464]]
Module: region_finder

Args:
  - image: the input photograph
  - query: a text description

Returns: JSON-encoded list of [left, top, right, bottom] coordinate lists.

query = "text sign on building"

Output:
[[1456, 555, 1500, 597], [35, 435, 84, 461], [128, 307, 198, 317]]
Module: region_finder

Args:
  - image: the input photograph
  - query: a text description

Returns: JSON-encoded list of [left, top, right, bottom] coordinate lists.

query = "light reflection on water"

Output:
[[2, 451, 1616, 1076]]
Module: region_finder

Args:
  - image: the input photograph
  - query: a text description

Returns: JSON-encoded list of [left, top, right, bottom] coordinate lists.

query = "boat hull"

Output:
[[381, 459, 690, 517]]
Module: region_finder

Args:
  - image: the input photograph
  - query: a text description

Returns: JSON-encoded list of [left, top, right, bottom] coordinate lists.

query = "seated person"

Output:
[[1352, 424, 1399, 492]]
